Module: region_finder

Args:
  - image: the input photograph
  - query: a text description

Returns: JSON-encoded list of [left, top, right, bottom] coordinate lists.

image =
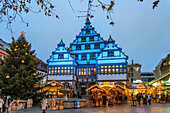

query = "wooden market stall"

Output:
[[41, 81, 64, 97], [86, 82, 125, 107], [147, 72, 170, 102], [126, 83, 148, 99]]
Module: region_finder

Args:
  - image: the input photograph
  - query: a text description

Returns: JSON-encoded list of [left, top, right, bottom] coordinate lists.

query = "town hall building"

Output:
[[47, 18, 128, 95]]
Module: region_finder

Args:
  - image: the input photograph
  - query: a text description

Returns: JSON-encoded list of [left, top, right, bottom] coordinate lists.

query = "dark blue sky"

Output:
[[0, 0, 170, 72]]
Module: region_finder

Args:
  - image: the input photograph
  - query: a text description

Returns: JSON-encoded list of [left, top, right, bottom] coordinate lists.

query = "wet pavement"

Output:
[[10, 103, 170, 113]]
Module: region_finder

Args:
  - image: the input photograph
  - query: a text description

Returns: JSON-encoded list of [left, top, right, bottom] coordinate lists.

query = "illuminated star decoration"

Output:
[[20, 31, 25, 35]]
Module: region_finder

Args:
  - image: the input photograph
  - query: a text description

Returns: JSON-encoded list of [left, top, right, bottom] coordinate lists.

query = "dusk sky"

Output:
[[0, 0, 170, 72]]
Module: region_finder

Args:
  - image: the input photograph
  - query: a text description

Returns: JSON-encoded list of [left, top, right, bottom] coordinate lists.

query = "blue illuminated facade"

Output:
[[47, 18, 128, 95]]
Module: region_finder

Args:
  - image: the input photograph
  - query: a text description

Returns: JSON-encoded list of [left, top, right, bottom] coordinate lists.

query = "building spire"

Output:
[[57, 38, 65, 47], [85, 17, 91, 25], [108, 35, 114, 43]]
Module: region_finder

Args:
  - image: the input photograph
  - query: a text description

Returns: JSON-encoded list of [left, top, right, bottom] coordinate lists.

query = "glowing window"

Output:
[[112, 65, 115, 73], [84, 68, 86, 75]]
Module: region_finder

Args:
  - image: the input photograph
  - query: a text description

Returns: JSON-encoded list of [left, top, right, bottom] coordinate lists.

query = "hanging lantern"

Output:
[[6, 76, 10, 79], [23, 44, 26, 47], [21, 60, 25, 63], [16, 46, 18, 48], [33, 73, 36, 76], [25, 53, 28, 55]]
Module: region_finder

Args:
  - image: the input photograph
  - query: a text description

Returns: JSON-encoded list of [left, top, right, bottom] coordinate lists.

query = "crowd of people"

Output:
[[132, 93, 168, 106]]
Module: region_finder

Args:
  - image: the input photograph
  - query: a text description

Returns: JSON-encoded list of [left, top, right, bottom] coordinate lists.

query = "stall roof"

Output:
[[86, 84, 106, 92], [127, 84, 147, 89], [148, 72, 170, 85]]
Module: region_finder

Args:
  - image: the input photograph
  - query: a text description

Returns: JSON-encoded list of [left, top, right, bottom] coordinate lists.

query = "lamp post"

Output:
[[5, 75, 10, 113]]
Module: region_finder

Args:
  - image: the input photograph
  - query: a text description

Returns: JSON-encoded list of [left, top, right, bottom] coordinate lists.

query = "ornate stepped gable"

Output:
[[97, 35, 128, 64], [47, 39, 76, 66], [70, 18, 106, 65]]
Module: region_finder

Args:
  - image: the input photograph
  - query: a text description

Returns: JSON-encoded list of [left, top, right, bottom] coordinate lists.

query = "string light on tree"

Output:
[[25, 53, 28, 55]]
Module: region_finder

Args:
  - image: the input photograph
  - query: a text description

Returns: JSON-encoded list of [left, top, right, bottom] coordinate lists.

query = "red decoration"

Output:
[[15, 51, 18, 53], [33, 86, 36, 88], [36, 66, 38, 69], [0, 62, 2, 65]]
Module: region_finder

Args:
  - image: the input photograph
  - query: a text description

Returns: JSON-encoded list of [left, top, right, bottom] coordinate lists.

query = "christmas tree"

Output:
[[0, 32, 45, 102]]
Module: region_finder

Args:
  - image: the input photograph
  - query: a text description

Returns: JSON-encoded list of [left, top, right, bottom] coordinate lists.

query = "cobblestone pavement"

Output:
[[10, 103, 170, 113]]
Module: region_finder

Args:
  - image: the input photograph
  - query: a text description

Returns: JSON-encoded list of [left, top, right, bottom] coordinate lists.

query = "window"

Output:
[[79, 45, 81, 50], [88, 45, 90, 49], [58, 67, 60, 74], [90, 37, 94, 41], [120, 65, 122, 73], [116, 65, 119, 73], [51, 67, 54, 74], [82, 38, 86, 42], [131, 67, 133, 72], [111, 52, 113, 56], [108, 66, 111, 73], [71, 67, 73, 74], [55, 67, 57, 74], [88, 68, 90, 75], [91, 68, 94, 75], [58, 54, 63, 59], [94, 68, 96, 74], [82, 55, 86, 60], [95, 44, 97, 49], [68, 67, 70, 74], [131, 73, 133, 77], [76, 46, 78, 50], [98, 66, 100, 74], [85, 45, 87, 49], [101, 66, 103, 74], [105, 66, 107, 74], [79, 68, 81, 75], [61, 67, 63, 74], [81, 68, 83, 75], [108, 52, 110, 56], [84, 68, 86, 75], [93, 54, 95, 59], [90, 54, 95, 59], [64, 67, 67, 74]]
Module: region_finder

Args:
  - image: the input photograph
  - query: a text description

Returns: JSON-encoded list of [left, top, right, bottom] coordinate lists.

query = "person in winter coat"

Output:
[[148, 94, 151, 105], [143, 93, 147, 105], [0, 97, 4, 112]]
